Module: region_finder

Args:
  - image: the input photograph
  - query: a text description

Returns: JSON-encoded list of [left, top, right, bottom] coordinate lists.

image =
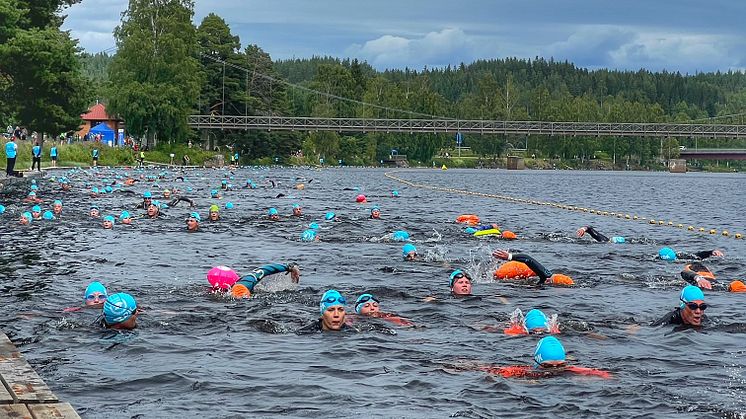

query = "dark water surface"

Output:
[[1, 167, 744, 418]]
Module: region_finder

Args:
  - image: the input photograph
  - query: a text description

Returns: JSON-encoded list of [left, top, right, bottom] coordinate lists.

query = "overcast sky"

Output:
[[62, 0, 746, 73]]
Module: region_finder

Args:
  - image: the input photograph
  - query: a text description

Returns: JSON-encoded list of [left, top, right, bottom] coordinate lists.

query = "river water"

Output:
[[0, 167, 744, 418]]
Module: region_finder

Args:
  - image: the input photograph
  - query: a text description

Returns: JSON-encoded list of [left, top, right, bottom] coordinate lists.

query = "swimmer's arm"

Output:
[[680, 265, 712, 289], [694, 249, 722, 259], [252, 263, 301, 283], [509, 253, 553, 284], [583, 226, 609, 242], [650, 309, 678, 326]]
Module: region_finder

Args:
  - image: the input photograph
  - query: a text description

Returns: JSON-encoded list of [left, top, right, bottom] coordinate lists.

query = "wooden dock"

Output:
[[0, 333, 79, 419]]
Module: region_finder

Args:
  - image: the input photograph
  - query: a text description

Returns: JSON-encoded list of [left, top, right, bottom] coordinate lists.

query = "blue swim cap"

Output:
[[355, 293, 378, 313], [392, 230, 410, 242], [464, 227, 477, 234], [104, 186, 113, 193], [143, 191, 152, 198], [225, 202, 234, 209], [246, 179, 252, 184], [324, 211, 335, 220], [680, 285, 705, 308], [119, 211, 131, 220], [0, 205, 5, 214], [30, 184, 38, 190], [31, 180, 36, 185], [534, 336, 566, 366], [53, 200, 62, 206], [32, 205, 41, 213], [84, 281, 107, 301], [659, 247, 677, 261], [187, 186, 193, 192], [90, 204, 99, 210], [392, 190, 400, 197], [21, 212, 32, 222], [189, 212, 201, 222], [210, 189, 218, 197], [27, 191, 36, 197], [308, 222, 320, 230], [402, 243, 417, 258], [524, 309, 549, 333], [371, 206, 380, 214], [292, 203, 300, 208], [268, 207, 278, 216], [221, 179, 227, 185], [103, 215, 115, 223], [301, 229, 317, 242], [42, 211, 54, 220], [103, 293, 137, 325], [319, 289, 346, 315], [449, 269, 466, 287], [611, 236, 625, 244]]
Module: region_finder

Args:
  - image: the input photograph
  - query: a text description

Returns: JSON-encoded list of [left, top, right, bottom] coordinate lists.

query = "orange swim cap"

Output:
[[728, 280, 746, 293], [548, 274, 574, 286], [501, 231, 517, 240], [494, 261, 535, 279], [231, 284, 251, 298]]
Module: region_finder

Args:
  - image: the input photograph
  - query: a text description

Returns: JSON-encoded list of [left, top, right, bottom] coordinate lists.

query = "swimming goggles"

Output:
[[681, 300, 707, 311], [322, 296, 346, 305], [86, 294, 108, 302], [355, 295, 379, 306]]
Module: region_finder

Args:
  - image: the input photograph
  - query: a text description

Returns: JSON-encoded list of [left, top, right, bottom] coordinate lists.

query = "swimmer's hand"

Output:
[[492, 249, 510, 260], [287, 264, 301, 283], [423, 296, 437, 302], [576, 227, 587, 238], [695, 276, 712, 290], [712, 250, 724, 257]]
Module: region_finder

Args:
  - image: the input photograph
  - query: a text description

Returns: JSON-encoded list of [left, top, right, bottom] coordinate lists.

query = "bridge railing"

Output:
[[188, 115, 746, 139]]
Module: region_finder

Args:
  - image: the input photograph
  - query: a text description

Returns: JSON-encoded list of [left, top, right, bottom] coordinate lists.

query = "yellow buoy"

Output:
[[722, 231, 729, 236], [658, 220, 665, 225], [688, 226, 694, 231], [649, 220, 656, 224], [677, 224, 683, 228], [709, 229, 717, 235], [602, 211, 609, 216], [698, 227, 705, 232], [633, 216, 639, 220], [735, 233, 743, 239], [441, 164, 447, 170], [625, 215, 631, 219], [668, 221, 674, 226]]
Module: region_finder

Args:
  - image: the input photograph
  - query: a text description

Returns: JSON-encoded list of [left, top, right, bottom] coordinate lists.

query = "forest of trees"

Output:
[[8, 0, 746, 167]]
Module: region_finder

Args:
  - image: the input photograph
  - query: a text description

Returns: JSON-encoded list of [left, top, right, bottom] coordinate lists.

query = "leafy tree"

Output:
[[108, 0, 202, 146]]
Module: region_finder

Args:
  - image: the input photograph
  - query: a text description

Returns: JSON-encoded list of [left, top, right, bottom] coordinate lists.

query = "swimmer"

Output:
[[652, 285, 706, 327], [324, 211, 338, 222], [52, 200, 63, 216], [354, 293, 414, 326], [402, 244, 417, 261], [292, 204, 302, 217], [163, 189, 171, 199], [146, 202, 160, 218], [186, 212, 200, 231], [492, 249, 574, 286], [503, 309, 559, 335], [31, 205, 42, 220], [576, 226, 625, 244], [102, 292, 139, 330], [658, 247, 724, 262], [268, 207, 279, 221], [89, 205, 100, 218], [229, 263, 301, 298], [136, 191, 153, 209], [208, 204, 220, 221], [467, 336, 611, 379], [119, 211, 133, 225], [84, 282, 108, 308], [319, 290, 347, 331], [449, 269, 472, 296], [679, 261, 742, 292], [24, 191, 42, 203], [19, 212, 32, 225], [370, 207, 381, 219], [102, 215, 115, 229], [210, 189, 220, 199], [166, 196, 195, 207]]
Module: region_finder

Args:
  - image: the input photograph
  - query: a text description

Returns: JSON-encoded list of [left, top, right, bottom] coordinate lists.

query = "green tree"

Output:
[[108, 0, 202, 146], [0, 0, 89, 135]]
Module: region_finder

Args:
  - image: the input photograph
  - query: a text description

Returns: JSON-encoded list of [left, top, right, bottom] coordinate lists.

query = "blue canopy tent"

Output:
[[88, 122, 115, 144]]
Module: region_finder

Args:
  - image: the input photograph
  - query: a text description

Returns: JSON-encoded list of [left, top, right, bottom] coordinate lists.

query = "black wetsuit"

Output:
[[510, 253, 554, 285], [675, 250, 718, 260], [681, 262, 729, 291], [651, 307, 707, 327], [166, 197, 195, 207], [583, 226, 609, 242]]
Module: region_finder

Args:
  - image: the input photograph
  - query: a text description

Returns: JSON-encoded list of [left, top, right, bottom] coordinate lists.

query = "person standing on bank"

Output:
[[31, 142, 42, 172], [5, 136, 17, 176]]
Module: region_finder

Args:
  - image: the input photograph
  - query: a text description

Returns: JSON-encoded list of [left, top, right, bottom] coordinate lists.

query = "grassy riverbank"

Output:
[[1, 142, 219, 169]]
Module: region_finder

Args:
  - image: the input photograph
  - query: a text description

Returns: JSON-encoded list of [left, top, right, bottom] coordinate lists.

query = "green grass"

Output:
[[1, 141, 219, 169]]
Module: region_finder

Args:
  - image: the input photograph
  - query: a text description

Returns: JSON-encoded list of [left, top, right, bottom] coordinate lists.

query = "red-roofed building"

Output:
[[77, 102, 124, 140]]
